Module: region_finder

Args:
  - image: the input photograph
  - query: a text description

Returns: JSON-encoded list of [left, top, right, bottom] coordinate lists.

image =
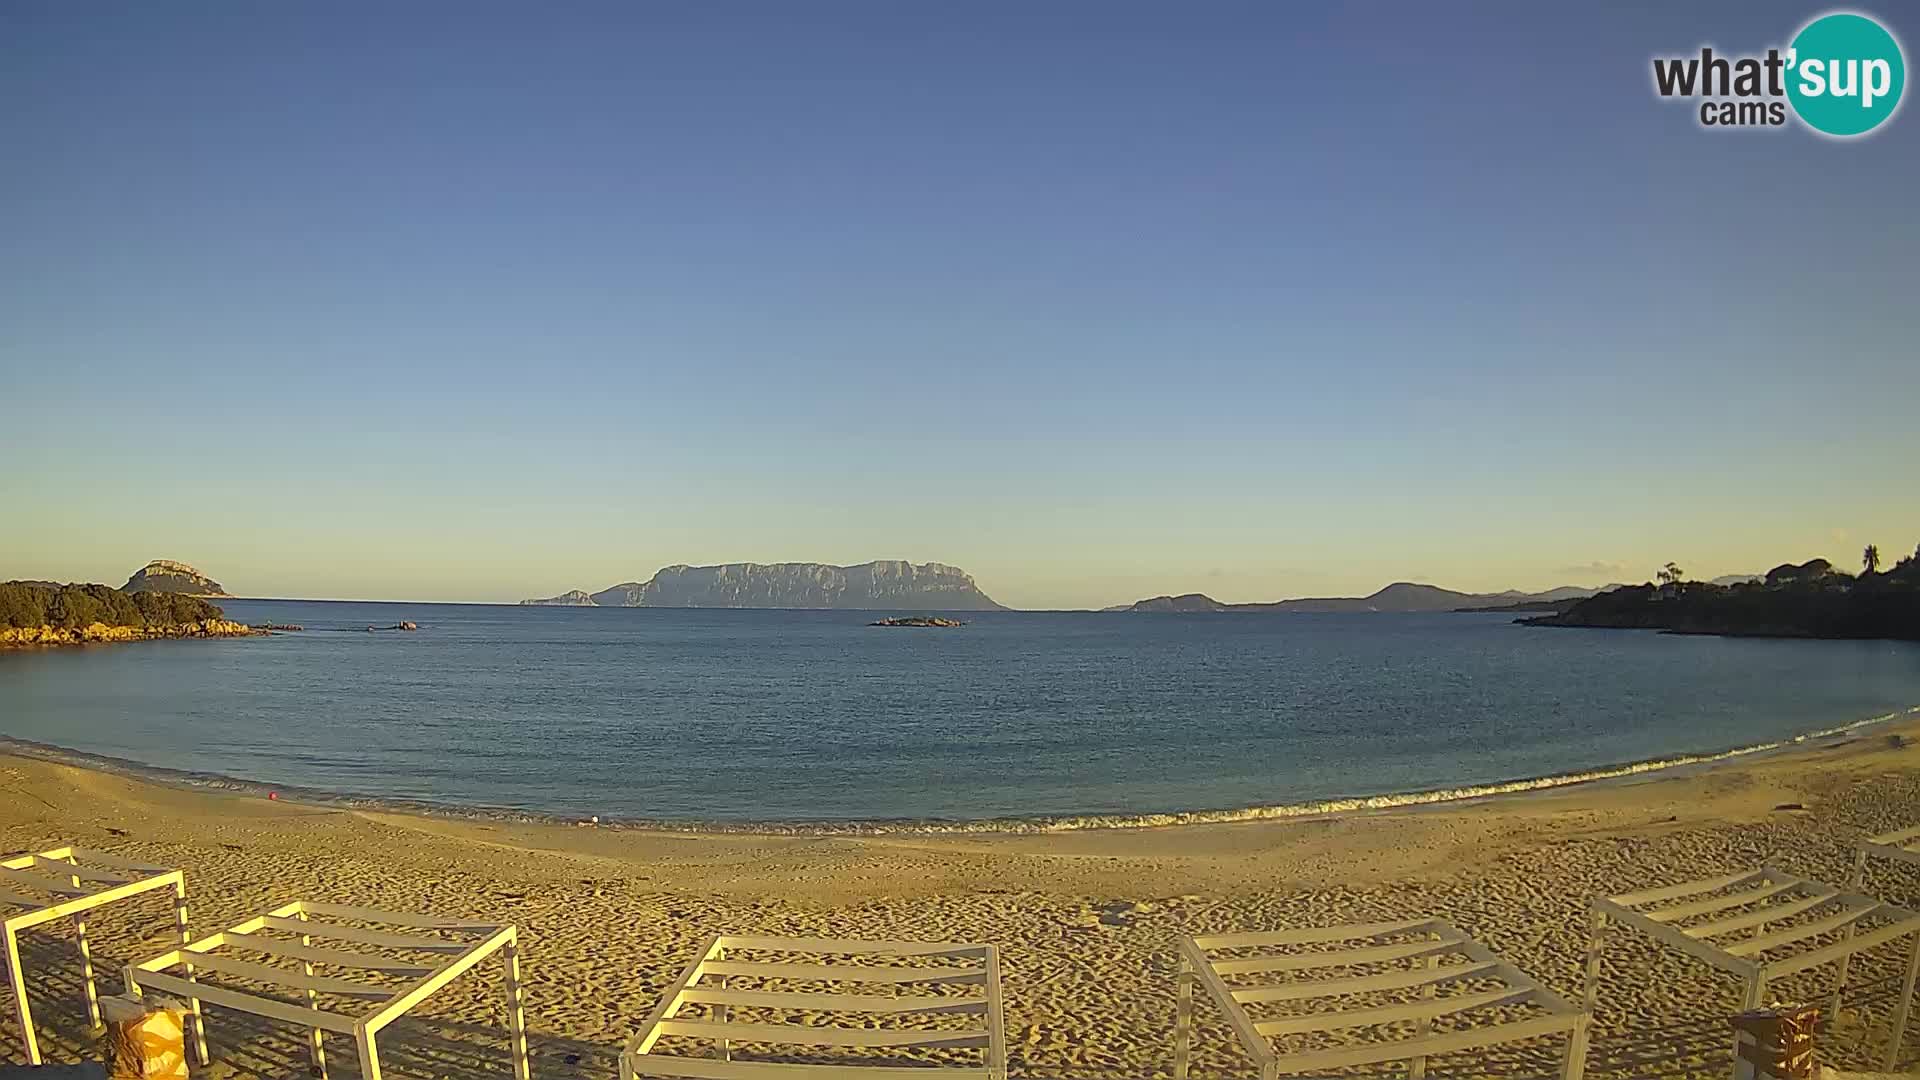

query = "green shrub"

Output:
[[0, 582, 223, 629]]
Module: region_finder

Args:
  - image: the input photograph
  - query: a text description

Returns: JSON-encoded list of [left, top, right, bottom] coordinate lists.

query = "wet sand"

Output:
[[7, 716, 1920, 1078]]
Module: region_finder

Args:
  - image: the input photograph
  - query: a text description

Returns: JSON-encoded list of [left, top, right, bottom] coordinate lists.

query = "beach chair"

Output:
[[620, 934, 1007, 1080], [1854, 826, 1920, 893], [121, 901, 530, 1080], [1174, 918, 1588, 1080], [1, 845, 187, 1065], [1589, 866, 1920, 1071]]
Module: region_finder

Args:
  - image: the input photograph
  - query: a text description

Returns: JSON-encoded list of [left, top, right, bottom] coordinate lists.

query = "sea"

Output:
[[2, 600, 1918, 832]]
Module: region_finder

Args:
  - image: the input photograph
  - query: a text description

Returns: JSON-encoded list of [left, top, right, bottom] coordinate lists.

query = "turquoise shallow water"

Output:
[[2, 600, 1918, 828]]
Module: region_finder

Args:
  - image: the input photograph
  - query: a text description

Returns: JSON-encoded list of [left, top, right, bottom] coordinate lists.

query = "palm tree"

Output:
[[1864, 544, 1881, 574]]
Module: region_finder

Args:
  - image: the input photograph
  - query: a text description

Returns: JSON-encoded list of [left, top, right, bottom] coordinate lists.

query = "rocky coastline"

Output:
[[0, 619, 268, 648]]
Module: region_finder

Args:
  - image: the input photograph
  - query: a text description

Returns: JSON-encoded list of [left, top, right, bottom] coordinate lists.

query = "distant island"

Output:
[[1119, 582, 1613, 614], [527, 589, 598, 606], [123, 558, 232, 598], [524, 561, 1004, 611], [870, 616, 966, 627], [1454, 598, 1582, 614], [0, 581, 260, 647], [1522, 550, 1920, 641]]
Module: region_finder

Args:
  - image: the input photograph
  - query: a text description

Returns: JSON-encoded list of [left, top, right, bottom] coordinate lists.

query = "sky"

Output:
[[3, 1, 1916, 609]]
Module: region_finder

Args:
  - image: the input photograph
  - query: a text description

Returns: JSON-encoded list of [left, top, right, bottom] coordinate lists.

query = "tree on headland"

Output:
[[1528, 542, 1920, 640]]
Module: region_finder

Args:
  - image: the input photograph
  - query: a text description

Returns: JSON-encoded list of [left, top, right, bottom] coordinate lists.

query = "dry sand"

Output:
[[8, 718, 1920, 1079]]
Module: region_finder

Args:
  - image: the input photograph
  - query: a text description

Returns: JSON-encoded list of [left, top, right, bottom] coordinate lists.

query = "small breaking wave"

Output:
[[909, 706, 1913, 836]]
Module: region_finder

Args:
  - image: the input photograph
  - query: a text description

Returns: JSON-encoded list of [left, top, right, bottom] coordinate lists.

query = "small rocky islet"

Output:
[[868, 616, 967, 628]]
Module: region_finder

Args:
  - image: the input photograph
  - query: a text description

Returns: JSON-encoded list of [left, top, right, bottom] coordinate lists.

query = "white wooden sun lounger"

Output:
[[1589, 865, 1920, 1072], [1175, 917, 1588, 1080], [123, 900, 530, 1080], [1855, 824, 1920, 890], [1, 844, 187, 1065], [620, 935, 1007, 1080]]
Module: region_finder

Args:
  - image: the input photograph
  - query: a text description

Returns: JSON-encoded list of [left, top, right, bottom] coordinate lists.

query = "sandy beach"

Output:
[[7, 716, 1920, 1079]]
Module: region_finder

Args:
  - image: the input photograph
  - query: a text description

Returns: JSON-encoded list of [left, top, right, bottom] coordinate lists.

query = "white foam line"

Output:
[[777, 706, 1920, 836]]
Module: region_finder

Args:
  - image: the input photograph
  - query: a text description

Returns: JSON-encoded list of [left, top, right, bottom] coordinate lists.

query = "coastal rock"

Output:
[[560, 561, 1003, 610], [123, 559, 231, 597], [870, 616, 967, 627], [0, 619, 262, 648]]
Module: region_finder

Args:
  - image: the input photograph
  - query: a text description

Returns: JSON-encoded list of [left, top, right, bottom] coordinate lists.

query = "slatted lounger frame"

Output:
[[122, 900, 531, 1080], [1, 844, 188, 1066], [1587, 865, 1920, 1072], [1174, 918, 1589, 1080], [619, 934, 1007, 1080], [1856, 825, 1920, 889]]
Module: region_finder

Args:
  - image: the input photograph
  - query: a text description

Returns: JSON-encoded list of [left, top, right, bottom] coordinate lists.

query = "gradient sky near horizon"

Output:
[[4, 2, 1917, 609]]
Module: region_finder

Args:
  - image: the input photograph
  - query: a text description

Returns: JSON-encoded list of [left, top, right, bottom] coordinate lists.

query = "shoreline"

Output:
[[11, 708, 1920, 1074], [0, 619, 266, 649], [5, 703, 1914, 837]]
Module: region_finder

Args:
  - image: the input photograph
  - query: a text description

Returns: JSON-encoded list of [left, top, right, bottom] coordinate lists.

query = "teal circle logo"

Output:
[[1787, 12, 1906, 136]]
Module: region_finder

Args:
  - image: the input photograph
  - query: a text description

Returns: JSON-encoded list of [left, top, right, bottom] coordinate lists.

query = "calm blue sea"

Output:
[[2, 601, 1918, 828]]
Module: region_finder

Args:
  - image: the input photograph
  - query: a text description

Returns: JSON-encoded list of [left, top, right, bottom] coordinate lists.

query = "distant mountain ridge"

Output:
[[123, 559, 231, 598], [1122, 581, 1618, 614], [524, 561, 1003, 610]]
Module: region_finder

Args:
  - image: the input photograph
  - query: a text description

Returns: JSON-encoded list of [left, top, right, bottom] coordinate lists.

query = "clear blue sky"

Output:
[[3, 2, 1916, 608]]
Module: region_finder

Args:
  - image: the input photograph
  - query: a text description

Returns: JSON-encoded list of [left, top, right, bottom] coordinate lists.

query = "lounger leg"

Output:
[[62, 858, 103, 1033], [1562, 1013, 1590, 1080], [1410, 935, 1438, 1080], [715, 974, 730, 1061], [291, 910, 327, 1078], [4, 922, 40, 1066], [1736, 973, 1769, 1070], [72, 916, 103, 1033], [1582, 906, 1607, 1017], [356, 1024, 383, 1080], [1173, 956, 1192, 1080], [171, 883, 208, 1066], [1832, 849, 1872, 1026], [1886, 932, 1920, 1072], [502, 931, 531, 1080]]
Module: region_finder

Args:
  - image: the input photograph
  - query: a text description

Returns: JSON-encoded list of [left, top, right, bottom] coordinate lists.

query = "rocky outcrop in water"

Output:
[[123, 559, 231, 597], [525, 561, 1003, 610]]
